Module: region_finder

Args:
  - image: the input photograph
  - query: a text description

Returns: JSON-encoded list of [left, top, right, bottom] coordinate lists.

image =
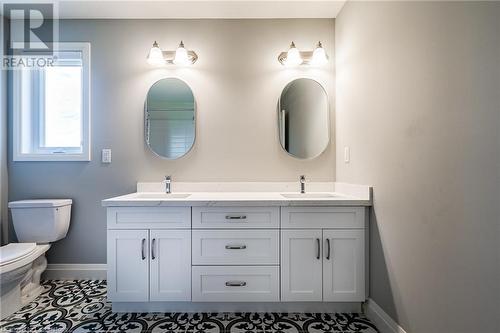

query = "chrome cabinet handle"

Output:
[[151, 238, 156, 260], [316, 238, 320, 260], [326, 238, 331, 260], [225, 244, 247, 250], [141, 238, 146, 260], [225, 281, 247, 287], [225, 215, 247, 220]]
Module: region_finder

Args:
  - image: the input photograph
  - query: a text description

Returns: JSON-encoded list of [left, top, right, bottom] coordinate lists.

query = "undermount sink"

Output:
[[135, 193, 191, 199], [281, 193, 337, 199]]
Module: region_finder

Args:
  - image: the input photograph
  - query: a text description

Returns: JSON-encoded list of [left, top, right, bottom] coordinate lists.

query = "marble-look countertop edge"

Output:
[[102, 196, 372, 207], [102, 200, 372, 207]]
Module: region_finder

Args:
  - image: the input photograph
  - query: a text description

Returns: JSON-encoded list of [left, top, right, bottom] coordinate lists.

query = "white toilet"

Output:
[[0, 199, 72, 320]]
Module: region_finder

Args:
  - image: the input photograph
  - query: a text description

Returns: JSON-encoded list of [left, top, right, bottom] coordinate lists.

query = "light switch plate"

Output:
[[344, 146, 350, 163], [102, 149, 112, 163]]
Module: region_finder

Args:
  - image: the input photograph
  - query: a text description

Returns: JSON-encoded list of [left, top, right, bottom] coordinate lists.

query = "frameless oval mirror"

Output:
[[145, 78, 195, 159], [278, 78, 329, 159]]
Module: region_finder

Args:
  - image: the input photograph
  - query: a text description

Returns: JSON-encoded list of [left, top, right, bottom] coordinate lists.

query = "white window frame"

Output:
[[13, 42, 91, 161]]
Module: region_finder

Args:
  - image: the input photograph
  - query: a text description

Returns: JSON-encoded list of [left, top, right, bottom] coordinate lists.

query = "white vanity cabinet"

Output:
[[106, 207, 192, 302], [281, 207, 366, 302], [105, 199, 368, 311]]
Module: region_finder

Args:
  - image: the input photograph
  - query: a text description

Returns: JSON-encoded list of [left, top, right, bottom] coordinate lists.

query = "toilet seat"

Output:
[[0, 244, 50, 273], [0, 243, 37, 266]]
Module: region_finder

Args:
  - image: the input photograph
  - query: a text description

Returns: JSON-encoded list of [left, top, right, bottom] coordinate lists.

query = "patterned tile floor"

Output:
[[0, 280, 379, 333]]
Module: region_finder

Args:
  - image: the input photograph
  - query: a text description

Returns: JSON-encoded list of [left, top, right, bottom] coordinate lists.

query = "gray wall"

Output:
[[336, 2, 500, 332], [8, 19, 335, 263]]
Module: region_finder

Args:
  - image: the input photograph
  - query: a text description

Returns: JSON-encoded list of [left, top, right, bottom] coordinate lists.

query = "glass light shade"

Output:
[[311, 42, 328, 66], [173, 41, 191, 66], [284, 42, 302, 67], [147, 42, 165, 66]]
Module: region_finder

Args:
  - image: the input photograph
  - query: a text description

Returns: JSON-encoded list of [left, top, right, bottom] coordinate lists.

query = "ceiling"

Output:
[[53, 0, 346, 19]]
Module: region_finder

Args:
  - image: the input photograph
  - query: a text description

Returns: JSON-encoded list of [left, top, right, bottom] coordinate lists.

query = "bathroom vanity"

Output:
[[102, 183, 371, 312], [102, 73, 363, 313]]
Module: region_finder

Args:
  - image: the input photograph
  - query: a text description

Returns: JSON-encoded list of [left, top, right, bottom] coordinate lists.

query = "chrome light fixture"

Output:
[[278, 41, 329, 67], [147, 41, 166, 66], [311, 41, 329, 66], [146, 40, 198, 66], [283, 42, 303, 67], [173, 41, 191, 66]]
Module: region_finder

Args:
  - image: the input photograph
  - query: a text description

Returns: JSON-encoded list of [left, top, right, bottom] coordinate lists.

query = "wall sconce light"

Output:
[[147, 40, 198, 66], [278, 41, 329, 67]]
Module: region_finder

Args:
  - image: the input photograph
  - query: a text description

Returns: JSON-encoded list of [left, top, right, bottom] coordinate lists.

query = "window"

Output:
[[13, 43, 90, 161]]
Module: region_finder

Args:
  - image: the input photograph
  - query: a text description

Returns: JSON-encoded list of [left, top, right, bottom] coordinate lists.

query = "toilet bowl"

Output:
[[0, 243, 50, 319], [0, 199, 72, 320]]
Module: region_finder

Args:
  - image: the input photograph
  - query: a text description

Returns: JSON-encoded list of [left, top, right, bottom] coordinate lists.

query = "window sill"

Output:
[[13, 153, 91, 162]]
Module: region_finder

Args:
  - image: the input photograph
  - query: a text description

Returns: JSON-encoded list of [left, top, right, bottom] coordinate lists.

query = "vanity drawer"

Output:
[[192, 207, 279, 229], [107, 207, 191, 229], [281, 207, 365, 229], [192, 230, 279, 265], [192, 266, 279, 302]]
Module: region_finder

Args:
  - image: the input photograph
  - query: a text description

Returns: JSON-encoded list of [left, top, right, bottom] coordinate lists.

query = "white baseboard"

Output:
[[365, 298, 408, 333], [43, 264, 107, 280]]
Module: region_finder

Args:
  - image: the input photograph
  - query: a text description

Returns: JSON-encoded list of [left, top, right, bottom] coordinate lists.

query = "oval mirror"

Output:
[[145, 78, 195, 159], [277, 78, 329, 159]]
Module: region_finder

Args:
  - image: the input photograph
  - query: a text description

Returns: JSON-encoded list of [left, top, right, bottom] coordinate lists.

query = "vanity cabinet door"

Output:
[[107, 229, 149, 302], [322, 229, 365, 302], [281, 229, 323, 301], [150, 230, 191, 301]]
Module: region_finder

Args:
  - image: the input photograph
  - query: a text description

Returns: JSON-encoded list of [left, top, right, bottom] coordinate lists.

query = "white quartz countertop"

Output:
[[102, 182, 372, 207], [102, 192, 370, 207]]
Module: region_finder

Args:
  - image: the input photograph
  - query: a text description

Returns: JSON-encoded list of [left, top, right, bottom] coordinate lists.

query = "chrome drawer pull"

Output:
[[316, 238, 320, 260], [326, 238, 331, 260], [225, 281, 247, 287], [225, 244, 247, 250], [141, 238, 146, 260], [151, 238, 156, 260], [225, 215, 247, 220]]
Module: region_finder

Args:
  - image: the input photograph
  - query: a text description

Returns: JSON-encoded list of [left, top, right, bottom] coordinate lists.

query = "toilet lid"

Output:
[[9, 199, 72, 208], [0, 243, 37, 266]]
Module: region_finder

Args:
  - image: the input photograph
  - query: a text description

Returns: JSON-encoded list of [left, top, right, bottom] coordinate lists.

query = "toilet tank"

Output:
[[8, 199, 72, 243]]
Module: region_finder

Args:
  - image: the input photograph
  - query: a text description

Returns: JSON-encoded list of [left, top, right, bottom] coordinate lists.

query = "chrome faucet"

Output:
[[300, 175, 306, 194], [164, 176, 172, 194]]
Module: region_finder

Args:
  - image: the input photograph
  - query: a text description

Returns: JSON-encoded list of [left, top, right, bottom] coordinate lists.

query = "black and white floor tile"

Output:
[[0, 280, 379, 333]]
